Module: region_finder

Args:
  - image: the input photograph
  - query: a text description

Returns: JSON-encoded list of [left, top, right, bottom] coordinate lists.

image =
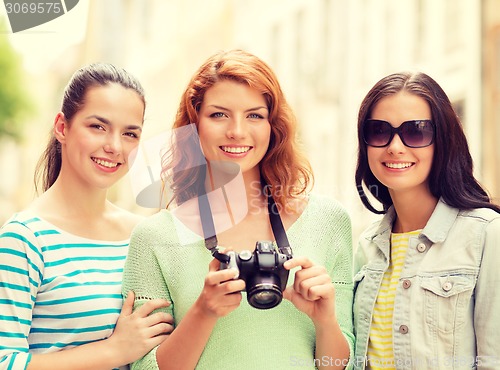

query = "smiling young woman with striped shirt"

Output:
[[0, 63, 172, 370]]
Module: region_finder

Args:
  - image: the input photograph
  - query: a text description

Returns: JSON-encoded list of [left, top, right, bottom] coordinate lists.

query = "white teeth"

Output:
[[221, 146, 250, 154], [385, 162, 413, 169], [93, 158, 119, 168]]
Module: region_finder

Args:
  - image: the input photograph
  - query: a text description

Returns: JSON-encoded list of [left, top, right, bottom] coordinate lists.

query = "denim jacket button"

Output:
[[442, 281, 453, 291], [399, 325, 409, 334], [402, 279, 411, 289], [416, 243, 427, 252]]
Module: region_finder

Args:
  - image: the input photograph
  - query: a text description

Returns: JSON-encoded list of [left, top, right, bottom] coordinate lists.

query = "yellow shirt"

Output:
[[366, 230, 420, 370]]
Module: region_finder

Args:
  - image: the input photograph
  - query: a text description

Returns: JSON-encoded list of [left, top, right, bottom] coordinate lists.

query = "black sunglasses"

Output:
[[363, 119, 435, 148]]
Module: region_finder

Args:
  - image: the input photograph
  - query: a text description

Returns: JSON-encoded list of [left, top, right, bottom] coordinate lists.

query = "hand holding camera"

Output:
[[282, 256, 337, 324], [199, 180, 294, 310], [218, 241, 292, 309], [195, 257, 246, 319]]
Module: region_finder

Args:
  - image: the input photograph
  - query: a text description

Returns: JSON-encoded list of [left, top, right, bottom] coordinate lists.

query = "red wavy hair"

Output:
[[162, 49, 312, 211]]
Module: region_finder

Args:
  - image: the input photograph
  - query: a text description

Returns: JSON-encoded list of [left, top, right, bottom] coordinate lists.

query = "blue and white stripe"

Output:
[[0, 212, 128, 369]]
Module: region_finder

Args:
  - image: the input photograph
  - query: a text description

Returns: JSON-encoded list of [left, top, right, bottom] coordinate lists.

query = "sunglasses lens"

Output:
[[364, 119, 434, 148], [401, 120, 434, 147], [364, 120, 392, 147]]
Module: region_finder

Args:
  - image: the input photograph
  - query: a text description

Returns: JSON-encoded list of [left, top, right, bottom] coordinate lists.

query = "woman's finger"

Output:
[[135, 298, 171, 318], [120, 291, 135, 316], [284, 256, 314, 270]]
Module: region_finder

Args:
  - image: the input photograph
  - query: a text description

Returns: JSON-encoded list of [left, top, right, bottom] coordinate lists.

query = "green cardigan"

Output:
[[122, 193, 355, 369]]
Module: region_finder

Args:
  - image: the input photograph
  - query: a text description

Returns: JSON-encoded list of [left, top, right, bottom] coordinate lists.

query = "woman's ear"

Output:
[[54, 112, 67, 144]]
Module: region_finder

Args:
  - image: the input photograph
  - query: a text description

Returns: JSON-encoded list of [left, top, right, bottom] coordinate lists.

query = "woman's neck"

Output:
[[33, 172, 110, 220], [390, 189, 438, 233], [205, 162, 266, 210]]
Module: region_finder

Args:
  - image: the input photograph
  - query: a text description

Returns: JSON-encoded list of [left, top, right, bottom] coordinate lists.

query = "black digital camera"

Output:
[[219, 240, 292, 310]]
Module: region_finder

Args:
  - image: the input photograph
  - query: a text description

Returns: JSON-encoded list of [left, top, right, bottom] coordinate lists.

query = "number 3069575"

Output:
[[5, 2, 62, 14]]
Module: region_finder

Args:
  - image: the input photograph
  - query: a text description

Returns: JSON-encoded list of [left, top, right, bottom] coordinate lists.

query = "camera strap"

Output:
[[197, 166, 291, 262], [265, 185, 292, 257]]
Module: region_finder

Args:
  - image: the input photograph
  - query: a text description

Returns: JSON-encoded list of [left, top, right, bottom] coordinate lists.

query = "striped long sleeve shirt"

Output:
[[0, 211, 128, 370]]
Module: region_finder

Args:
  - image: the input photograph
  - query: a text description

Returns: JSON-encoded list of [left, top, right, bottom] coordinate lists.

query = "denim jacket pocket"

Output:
[[421, 274, 475, 333]]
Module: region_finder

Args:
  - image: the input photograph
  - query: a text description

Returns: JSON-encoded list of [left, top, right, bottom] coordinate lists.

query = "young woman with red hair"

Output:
[[122, 50, 354, 370]]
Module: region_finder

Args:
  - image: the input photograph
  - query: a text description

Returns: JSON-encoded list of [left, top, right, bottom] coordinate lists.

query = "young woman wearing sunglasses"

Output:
[[353, 71, 500, 369]]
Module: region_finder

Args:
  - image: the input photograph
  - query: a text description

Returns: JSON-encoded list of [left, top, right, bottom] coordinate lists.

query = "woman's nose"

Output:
[[226, 118, 247, 140], [386, 133, 406, 154], [103, 134, 122, 154]]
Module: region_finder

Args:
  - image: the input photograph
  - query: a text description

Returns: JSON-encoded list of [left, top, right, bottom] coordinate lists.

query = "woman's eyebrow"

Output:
[[86, 114, 111, 124], [244, 106, 268, 113], [85, 114, 142, 131], [208, 105, 268, 112]]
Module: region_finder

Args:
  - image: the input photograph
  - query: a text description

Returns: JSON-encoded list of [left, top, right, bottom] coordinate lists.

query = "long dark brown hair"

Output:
[[355, 71, 500, 214]]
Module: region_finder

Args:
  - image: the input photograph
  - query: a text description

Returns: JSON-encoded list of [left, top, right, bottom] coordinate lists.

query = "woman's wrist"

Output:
[[191, 297, 222, 323], [313, 313, 339, 333], [100, 336, 126, 368]]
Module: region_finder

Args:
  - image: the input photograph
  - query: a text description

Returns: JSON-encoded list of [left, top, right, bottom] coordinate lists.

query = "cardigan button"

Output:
[[399, 325, 409, 334]]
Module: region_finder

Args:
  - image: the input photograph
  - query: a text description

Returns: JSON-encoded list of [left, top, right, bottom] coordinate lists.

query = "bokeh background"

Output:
[[1, 0, 499, 240]]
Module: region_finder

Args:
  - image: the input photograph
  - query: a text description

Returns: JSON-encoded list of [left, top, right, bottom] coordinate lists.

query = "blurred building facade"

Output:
[[1, 0, 499, 238], [483, 0, 500, 206]]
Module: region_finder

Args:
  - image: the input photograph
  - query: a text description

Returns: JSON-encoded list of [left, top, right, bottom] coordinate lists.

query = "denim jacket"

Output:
[[353, 198, 500, 370]]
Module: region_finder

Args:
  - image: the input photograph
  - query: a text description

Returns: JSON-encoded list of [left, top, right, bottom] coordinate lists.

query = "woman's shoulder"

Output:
[[460, 206, 500, 222], [128, 209, 197, 253], [131, 209, 176, 235], [292, 193, 352, 235], [464, 207, 500, 238], [0, 210, 52, 252], [1, 210, 46, 233], [306, 193, 351, 218]]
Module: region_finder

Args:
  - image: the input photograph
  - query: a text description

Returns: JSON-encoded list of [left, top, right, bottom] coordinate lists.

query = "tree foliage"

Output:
[[0, 19, 31, 140]]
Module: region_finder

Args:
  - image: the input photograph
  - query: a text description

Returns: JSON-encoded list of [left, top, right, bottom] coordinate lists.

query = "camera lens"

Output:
[[246, 274, 283, 309], [253, 289, 281, 305], [248, 285, 282, 309]]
